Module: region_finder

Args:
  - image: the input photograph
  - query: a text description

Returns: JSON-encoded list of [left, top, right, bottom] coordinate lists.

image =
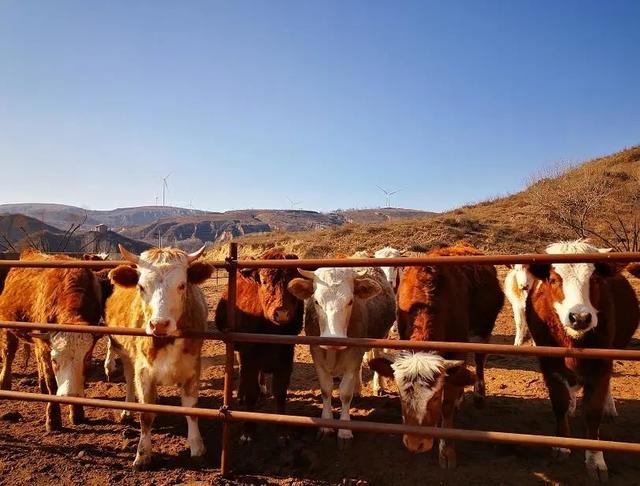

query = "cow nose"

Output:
[[273, 308, 290, 323], [150, 319, 171, 335], [568, 312, 592, 330]]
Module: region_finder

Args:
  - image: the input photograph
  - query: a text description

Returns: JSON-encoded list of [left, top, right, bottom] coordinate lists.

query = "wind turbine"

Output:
[[286, 197, 302, 209], [376, 185, 400, 208], [162, 173, 171, 207]]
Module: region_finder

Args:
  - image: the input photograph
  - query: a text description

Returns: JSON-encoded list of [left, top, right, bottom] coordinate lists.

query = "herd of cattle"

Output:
[[1, 240, 640, 481]]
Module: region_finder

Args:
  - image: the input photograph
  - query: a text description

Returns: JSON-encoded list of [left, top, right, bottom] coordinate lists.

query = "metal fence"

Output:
[[1, 243, 640, 477]]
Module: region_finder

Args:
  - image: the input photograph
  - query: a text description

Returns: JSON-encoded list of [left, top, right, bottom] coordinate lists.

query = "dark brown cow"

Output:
[[0, 251, 103, 431], [215, 249, 304, 442], [525, 241, 639, 481], [369, 242, 503, 468]]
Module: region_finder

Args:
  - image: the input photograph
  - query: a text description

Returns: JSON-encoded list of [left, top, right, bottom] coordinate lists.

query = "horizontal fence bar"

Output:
[[0, 259, 228, 269], [2, 252, 640, 270], [238, 252, 640, 269], [1, 389, 639, 454], [2, 320, 640, 361]]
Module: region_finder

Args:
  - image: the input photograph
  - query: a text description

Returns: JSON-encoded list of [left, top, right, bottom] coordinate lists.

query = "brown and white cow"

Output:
[[215, 249, 304, 443], [288, 262, 396, 446], [369, 243, 503, 468], [0, 251, 104, 430], [504, 264, 534, 346], [525, 240, 639, 482], [105, 245, 212, 470]]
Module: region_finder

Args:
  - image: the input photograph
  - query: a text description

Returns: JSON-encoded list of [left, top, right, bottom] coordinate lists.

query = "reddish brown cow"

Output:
[[525, 241, 639, 481], [369, 242, 503, 468], [0, 251, 103, 431], [215, 249, 304, 443]]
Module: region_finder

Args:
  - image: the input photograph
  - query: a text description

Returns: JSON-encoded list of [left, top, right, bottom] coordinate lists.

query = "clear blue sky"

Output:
[[1, 1, 639, 213]]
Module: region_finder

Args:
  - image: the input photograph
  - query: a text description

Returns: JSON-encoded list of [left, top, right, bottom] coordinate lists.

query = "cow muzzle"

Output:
[[403, 434, 433, 453], [568, 312, 593, 331], [147, 318, 175, 337], [272, 307, 291, 324]]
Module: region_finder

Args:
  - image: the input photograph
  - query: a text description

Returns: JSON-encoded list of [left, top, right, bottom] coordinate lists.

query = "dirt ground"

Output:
[[3, 272, 640, 486]]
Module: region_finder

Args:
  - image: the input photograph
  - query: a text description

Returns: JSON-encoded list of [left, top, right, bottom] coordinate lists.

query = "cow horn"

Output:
[[598, 248, 613, 253], [442, 359, 465, 370], [297, 268, 316, 280], [187, 245, 207, 263], [118, 244, 139, 264]]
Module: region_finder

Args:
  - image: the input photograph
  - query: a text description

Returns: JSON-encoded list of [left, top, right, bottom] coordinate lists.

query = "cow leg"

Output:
[[272, 365, 292, 444], [439, 384, 462, 469], [603, 382, 617, 418], [104, 337, 117, 382], [37, 346, 62, 432], [119, 354, 136, 423], [239, 361, 260, 444], [541, 363, 572, 461], [512, 302, 528, 346], [133, 367, 156, 470], [0, 331, 18, 390], [314, 361, 335, 438], [181, 375, 205, 459], [336, 367, 357, 446], [473, 352, 487, 408], [583, 367, 610, 482]]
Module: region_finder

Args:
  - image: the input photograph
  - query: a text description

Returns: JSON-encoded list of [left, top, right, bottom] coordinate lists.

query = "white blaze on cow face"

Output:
[[512, 264, 532, 291], [295, 267, 381, 350], [114, 245, 208, 337], [51, 332, 94, 397], [390, 353, 460, 453], [541, 241, 612, 339], [137, 262, 188, 336]]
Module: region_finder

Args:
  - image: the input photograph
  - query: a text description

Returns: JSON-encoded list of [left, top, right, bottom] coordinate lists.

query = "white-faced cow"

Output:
[[288, 263, 396, 446], [369, 242, 503, 468], [504, 264, 534, 346], [105, 245, 212, 470], [525, 240, 639, 481]]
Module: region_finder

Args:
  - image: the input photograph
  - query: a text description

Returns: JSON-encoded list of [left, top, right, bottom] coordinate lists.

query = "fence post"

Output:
[[221, 242, 238, 477]]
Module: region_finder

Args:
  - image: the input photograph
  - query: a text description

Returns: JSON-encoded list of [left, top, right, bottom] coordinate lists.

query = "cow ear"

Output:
[[287, 278, 314, 300], [240, 268, 260, 282], [285, 254, 299, 260], [527, 263, 551, 280], [595, 262, 626, 278], [354, 278, 381, 299], [446, 367, 476, 387], [368, 357, 395, 378], [109, 265, 139, 287], [504, 263, 514, 269], [188, 262, 213, 284], [627, 263, 640, 279]]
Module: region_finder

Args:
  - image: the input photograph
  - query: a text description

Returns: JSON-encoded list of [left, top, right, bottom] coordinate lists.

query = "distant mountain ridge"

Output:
[[0, 204, 435, 250]]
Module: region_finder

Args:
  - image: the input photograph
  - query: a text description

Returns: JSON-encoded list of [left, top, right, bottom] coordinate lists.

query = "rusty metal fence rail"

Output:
[[1, 243, 640, 477]]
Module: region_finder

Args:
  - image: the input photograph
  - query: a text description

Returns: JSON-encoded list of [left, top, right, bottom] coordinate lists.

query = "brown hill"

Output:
[[209, 146, 640, 258]]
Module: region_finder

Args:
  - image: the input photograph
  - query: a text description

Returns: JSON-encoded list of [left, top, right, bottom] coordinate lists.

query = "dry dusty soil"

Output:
[[2, 273, 640, 486]]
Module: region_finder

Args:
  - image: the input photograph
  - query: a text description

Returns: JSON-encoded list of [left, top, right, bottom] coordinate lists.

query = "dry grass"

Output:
[[206, 146, 640, 258]]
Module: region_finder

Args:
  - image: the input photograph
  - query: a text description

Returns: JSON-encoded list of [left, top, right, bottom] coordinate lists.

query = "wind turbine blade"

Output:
[[376, 185, 388, 195]]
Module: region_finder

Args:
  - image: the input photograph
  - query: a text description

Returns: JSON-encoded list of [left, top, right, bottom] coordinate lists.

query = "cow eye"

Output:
[[347, 299, 353, 306], [138, 284, 145, 293], [178, 283, 186, 291], [314, 299, 319, 305], [51, 358, 58, 368]]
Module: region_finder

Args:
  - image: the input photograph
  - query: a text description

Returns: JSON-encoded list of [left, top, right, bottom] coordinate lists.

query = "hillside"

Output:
[[117, 208, 434, 249], [209, 146, 640, 258]]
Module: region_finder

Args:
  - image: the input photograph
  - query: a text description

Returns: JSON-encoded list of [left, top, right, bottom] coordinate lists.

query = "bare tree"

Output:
[[527, 161, 640, 251]]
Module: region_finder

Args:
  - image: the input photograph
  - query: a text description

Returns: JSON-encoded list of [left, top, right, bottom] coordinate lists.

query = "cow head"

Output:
[[288, 267, 381, 349], [109, 245, 212, 336], [374, 247, 404, 292], [508, 263, 533, 292], [527, 242, 623, 339], [239, 250, 301, 325], [369, 352, 473, 452]]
